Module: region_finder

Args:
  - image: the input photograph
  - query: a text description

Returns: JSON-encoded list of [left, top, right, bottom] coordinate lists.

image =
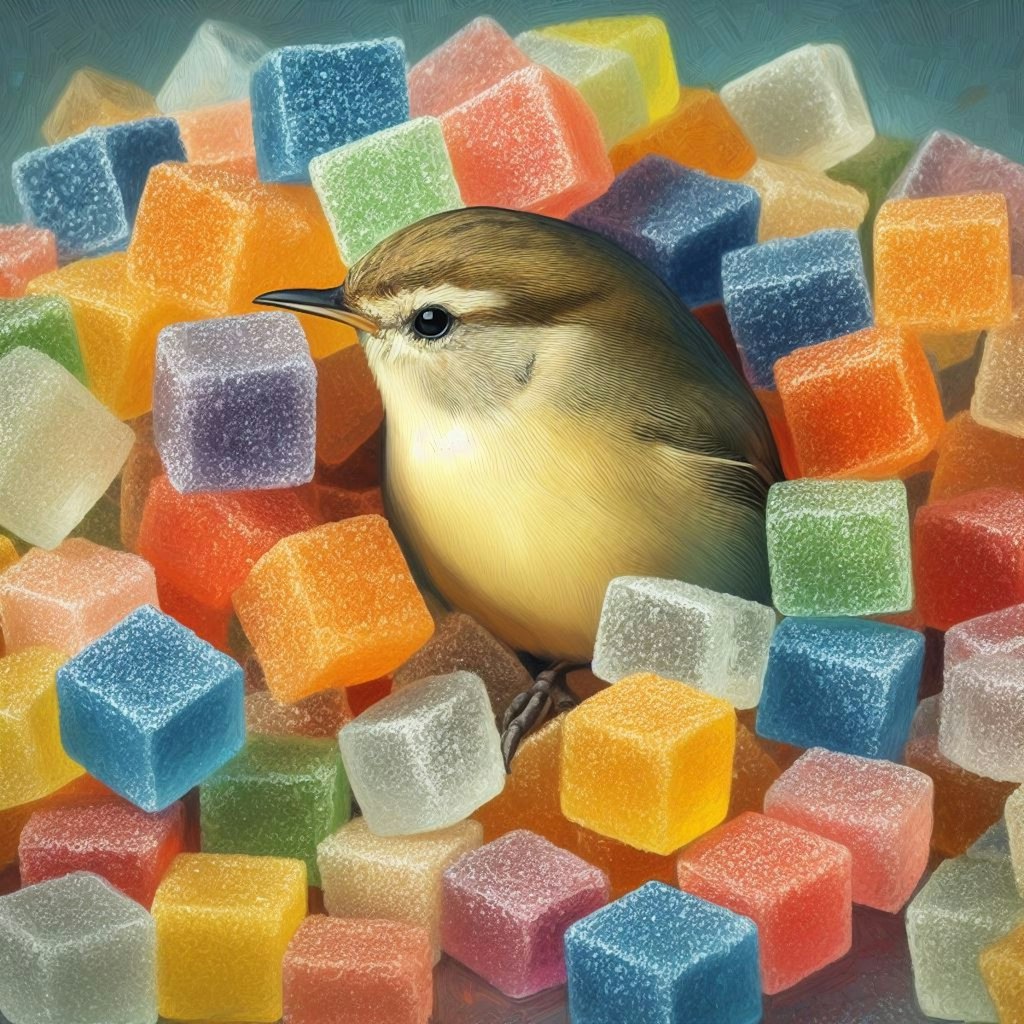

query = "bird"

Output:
[[256, 206, 781, 761]]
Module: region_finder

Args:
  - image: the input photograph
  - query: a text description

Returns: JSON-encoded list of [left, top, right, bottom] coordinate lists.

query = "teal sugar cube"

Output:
[[766, 479, 912, 617], [200, 734, 350, 885], [310, 116, 463, 265], [0, 295, 84, 380]]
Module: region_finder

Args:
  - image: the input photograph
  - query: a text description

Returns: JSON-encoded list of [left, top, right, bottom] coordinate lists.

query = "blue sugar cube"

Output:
[[570, 156, 760, 307], [721, 228, 872, 388], [57, 605, 245, 811], [564, 882, 761, 1024], [13, 118, 185, 262], [252, 40, 409, 183], [756, 617, 924, 760]]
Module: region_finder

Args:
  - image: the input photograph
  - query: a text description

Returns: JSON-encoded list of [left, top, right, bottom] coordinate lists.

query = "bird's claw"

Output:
[[500, 661, 578, 771]]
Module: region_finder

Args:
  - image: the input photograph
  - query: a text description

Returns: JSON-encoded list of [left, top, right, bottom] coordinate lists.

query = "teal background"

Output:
[[1, 0, 1023, 222]]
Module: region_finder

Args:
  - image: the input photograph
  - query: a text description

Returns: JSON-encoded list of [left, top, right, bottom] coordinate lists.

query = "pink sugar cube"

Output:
[[763, 747, 933, 912], [0, 224, 58, 298], [0, 538, 158, 655], [18, 796, 185, 907], [676, 811, 853, 993], [440, 829, 609, 998]]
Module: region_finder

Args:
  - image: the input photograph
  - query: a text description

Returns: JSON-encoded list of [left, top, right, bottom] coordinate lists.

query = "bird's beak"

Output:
[[253, 284, 380, 335]]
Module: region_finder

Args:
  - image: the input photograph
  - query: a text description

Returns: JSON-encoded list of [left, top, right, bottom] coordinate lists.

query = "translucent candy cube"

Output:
[[14, 118, 186, 261], [156, 20, 267, 113], [245, 687, 352, 740], [57, 605, 244, 811], [730, 721, 782, 817], [18, 797, 185, 907], [914, 487, 1024, 630], [317, 816, 482, 962], [875, 193, 1013, 332], [981, 922, 1024, 1024], [764, 748, 933, 911], [43, 67, 158, 144], [565, 881, 761, 1024], [774, 325, 944, 479], [766, 479, 912, 617], [756, 617, 923, 760], [591, 576, 775, 709], [570, 157, 760, 307], [721, 229, 872, 389], [968, 818, 1013, 865], [339, 671, 504, 836], [677, 811, 852, 993], [153, 312, 316, 493], [233, 516, 433, 703], [560, 673, 736, 854], [284, 916, 433, 1024], [440, 830, 608, 998], [152, 852, 307, 1023], [1009, 787, 1024, 892], [906, 856, 1024, 1021], [174, 99, 257, 177], [252, 40, 408, 183], [440, 66, 613, 219], [973, 277, 1024, 436], [0, 647, 82, 810], [0, 538, 157, 655], [200, 735, 350, 884], [930, 410, 1024, 502], [0, 225, 57, 298], [0, 872, 157, 1024], [310, 117, 463, 264], [0, 294, 83, 378], [721, 44, 875, 171]]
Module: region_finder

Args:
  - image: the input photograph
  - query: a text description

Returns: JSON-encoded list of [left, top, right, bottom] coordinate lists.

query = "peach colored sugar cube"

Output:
[[874, 193, 1013, 332], [315, 343, 383, 466], [175, 100, 257, 177], [233, 515, 434, 702], [929, 411, 1024, 502], [0, 225, 57, 298]]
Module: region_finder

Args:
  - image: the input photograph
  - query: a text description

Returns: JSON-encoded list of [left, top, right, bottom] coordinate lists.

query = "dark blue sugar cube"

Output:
[[756, 616, 924, 761], [721, 228, 872, 389], [102, 117, 186, 222], [570, 156, 760, 307], [252, 40, 409, 183]]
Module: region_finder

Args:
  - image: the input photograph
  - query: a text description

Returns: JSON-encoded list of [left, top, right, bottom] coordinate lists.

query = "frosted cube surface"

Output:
[[1005, 787, 1024, 893], [945, 602, 1024, 675]]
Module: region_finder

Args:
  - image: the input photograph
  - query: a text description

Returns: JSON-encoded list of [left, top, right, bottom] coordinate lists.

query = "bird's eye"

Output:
[[412, 306, 453, 340]]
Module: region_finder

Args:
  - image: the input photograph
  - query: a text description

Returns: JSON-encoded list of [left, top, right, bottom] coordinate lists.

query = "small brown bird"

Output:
[[258, 207, 780, 757]]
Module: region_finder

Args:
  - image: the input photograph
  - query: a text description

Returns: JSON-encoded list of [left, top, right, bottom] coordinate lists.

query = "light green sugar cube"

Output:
[[0, 295, 84, 381]]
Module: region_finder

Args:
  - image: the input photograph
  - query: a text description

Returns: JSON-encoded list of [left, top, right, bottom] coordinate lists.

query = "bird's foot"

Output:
[[500, 661, 578, 771]]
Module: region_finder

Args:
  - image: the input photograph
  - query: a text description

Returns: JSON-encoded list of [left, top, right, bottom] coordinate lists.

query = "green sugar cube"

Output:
[[200, 734, 350, 885], [310, 116, 463, 265], [766, 478, 912, 617], [0, 295, 85, 381]]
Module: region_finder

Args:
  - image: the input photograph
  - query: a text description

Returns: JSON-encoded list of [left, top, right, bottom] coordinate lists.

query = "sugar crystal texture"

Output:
[[153, 312, 316, 493], [973, 277, 1024, 436], [56, 605, 244, 811], [677, 811, 852, 993], [766, 479, 912, 617], [252, 40, 409, 183], [317, 816, 482, 962], [0, 225, 57, 298], [233, 516, 434, 703], [755, 617, 923, 760], [721, 228, 872, 389], [1009, 787, 1024, 892], [43, 68, 158, 143], [409, 17, 533, 117], [591, 575, 775, 709], [0, 538, 157, 655], [200, 734, 350, 885], [981, 922, 1024, 1024], [906, 855, 1024, 1021], [152, 852, 307, 1022], [0, 293, 83, 378], [440, 66, 613, 219], [0, 347, 134, 548], [156, 20, 267, 112], [339, 671, 504, 836], [720, 44, 875, 171], [929, 411, 1024, 501], [560, 673, 735, 854], [174, 99, 257, 177], [283, 916, 433, 1024], [763, 747, 933, 911], [564, 881, 761, 1024], [569, 156, 760, 307], [18, 797, 184, 907], [245, 687, 352, 739], [440, 830, 609, 998], [0, 647, 82, 810], [0, 872, 157, 1024], [515, 30, 647, 147], [314, 343, 383, 466], [310, 117, 463, 264]]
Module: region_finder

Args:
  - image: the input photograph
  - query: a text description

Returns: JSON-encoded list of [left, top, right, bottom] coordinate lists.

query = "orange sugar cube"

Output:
[[753, 388, 802, 479], [874, 193, 1013, 332], [569, 826, 678, 901], [233, 516, 434, 703], [929, 411, 1024, 502], [315, 344, 383, 467], [175, 100, 258, 178], [729, 721, 782, 818], [774, 325, 944, 480], [610, 87, 756, 180]]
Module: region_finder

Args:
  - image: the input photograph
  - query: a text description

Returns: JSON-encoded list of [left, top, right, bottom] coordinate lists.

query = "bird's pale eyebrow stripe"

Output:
[[359, 284, 510, 324]]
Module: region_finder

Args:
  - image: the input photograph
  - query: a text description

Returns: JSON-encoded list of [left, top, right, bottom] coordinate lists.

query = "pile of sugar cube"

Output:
[[1, 12, 1024, 1024]]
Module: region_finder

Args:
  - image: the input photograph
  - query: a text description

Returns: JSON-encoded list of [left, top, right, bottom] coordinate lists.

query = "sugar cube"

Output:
[[245, 687, 352, 740], [174, 99, 257, 177], [313, 343, 382, 467], [1008, 787, 1024, 892], [930, 410, 1024, 501], [569, 825, 678, 902], [0, 294, 83, 379], [44, 67, 158, 144], [969, 818, 1013, 865], [980, 922, 1024, 1024], [730, 721, 782, 817], [0, 225, 57, 298], [973, 276, 1024, 436]]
